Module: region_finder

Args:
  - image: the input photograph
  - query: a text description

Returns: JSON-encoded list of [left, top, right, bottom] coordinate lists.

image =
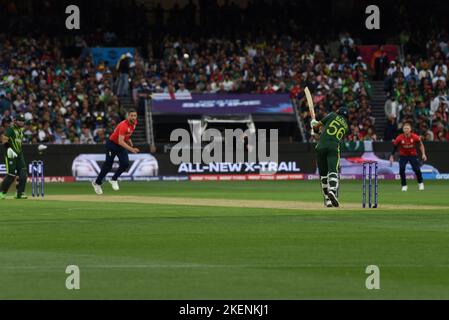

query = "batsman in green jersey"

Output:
[[311, 108, 349, 208], [1, 114, 28, 199]]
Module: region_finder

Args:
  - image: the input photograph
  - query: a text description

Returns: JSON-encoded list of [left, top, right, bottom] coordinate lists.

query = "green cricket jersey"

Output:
[[316, 112, 349, 148], [5, 125, 24, 155]]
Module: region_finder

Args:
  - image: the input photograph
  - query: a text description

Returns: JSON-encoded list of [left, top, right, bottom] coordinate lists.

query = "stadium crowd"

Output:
[[0, 35, 123, 144], [133, 32, 376, 142], [0, 0, 448, 144], [1, 31, 377, 144], [383, 33, 449, 142]]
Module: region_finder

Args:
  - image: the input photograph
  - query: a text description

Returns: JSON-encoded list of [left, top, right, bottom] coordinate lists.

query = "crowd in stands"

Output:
[[0, 0, 448, 144], [3, 31, 449, 144], [0, 30, 385, 145], [0, 35, 123, 144], [383, 33, 449, 142], [132, 32, 376, 143], [0, 31, 377, 144]]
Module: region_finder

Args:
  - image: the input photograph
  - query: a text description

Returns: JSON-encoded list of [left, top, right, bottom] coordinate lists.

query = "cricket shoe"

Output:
[[109, 179, 120, 191], [91, 181, 103, 195], [418, 183, 425, 191], [327, 190, 339, 207], [324, 197, 333, 208], [0, 192, 6, 200], [401, 186, 408, 192], [14, 194, 28, 199]]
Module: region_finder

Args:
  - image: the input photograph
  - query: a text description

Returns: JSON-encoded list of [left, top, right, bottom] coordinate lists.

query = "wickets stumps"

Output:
[[31, 160, 44, 198], [362, 161, 378, 208]]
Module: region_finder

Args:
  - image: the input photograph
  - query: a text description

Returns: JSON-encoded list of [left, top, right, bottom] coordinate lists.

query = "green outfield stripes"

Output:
[[1, 181, 449, 299]]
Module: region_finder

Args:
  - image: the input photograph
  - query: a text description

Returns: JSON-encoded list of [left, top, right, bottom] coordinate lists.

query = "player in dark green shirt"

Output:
[[311, 108, 349, 207], [1, 114, 27, 199]]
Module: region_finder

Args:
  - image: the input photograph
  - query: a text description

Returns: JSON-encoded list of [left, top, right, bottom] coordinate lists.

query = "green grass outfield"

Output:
[[1, 180, 449, 299]]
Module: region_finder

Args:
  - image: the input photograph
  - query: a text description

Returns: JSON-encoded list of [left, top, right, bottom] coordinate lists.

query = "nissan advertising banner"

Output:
[[151, 94, 294, 115], [1, 143, 449, 182]]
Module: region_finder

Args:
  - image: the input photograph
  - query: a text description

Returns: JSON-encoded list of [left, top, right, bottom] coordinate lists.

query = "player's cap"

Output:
[[337, 107, 349, 118], [15, 114, 26, 122]]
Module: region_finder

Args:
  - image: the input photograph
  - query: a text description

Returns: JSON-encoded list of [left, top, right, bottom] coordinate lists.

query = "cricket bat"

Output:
[[304, 87, 316, 136]]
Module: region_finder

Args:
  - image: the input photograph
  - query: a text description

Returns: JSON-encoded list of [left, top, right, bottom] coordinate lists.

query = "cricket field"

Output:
[[1, 180, 449, 299]]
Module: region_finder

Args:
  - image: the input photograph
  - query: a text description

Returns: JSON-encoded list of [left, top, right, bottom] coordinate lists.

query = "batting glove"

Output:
[[310, 119, 319, 128], [7, 147, 18, 159]]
